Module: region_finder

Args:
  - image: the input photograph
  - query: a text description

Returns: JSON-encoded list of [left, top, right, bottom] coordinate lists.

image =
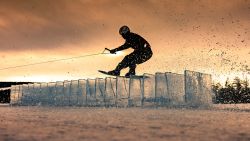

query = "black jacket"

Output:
[[114, 32, 151, 52]]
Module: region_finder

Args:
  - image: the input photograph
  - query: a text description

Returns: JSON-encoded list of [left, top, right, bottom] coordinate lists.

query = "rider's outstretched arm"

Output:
[[111, 43, 130, 53]]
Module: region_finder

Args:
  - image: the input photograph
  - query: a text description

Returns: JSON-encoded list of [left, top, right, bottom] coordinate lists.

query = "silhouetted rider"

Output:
[[107, 25, 153, 77]]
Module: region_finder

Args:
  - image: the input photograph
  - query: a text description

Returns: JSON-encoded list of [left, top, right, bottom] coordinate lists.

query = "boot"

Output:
[[107, 70, 120, 76], [125, 69, 135, 77]]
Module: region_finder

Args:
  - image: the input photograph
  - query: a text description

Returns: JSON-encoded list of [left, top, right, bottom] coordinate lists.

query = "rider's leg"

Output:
[[125, 64, 136, 77], [108, 52, 136, 76], [108, 47, 152, 76], [125, 48, 153, 76]]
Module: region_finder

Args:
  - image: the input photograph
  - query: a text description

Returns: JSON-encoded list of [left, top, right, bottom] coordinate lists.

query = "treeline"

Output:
[[212, 77, 250, 104]]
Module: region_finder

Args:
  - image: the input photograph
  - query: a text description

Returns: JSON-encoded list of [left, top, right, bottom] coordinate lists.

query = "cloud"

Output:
[[0, 0, 249, 52]]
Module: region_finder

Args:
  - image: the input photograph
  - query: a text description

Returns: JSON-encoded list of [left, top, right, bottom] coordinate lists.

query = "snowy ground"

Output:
[[0, 106, 249, 141]]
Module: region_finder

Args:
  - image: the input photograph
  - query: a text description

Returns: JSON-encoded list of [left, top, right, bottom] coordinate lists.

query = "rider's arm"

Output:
[[111, 42, 130, 52]]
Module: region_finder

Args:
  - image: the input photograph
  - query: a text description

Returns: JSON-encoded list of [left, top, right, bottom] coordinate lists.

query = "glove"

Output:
[[110, 49, 117, 54]]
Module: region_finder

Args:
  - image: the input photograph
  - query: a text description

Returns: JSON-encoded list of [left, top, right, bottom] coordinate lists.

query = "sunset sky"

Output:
[[0, 0, 249, 83]]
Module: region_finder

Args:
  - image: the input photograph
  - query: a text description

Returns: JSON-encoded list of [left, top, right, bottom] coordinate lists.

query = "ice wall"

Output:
[[10, 70, 213, 107]]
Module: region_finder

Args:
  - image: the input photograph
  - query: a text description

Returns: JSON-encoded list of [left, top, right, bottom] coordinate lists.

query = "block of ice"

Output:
[[185, 71, 199, 105], [199, 73, 213, 104], [86, 79, 96, 106], [26, 84, 35, 105], [96, 78, 105, 106], [63, 81, 71, 106], [155, 72, 169, 105], [10, 85, 18, 104], [184, 70, 212, 106], [70, 80, 79, 106], [55, 81, 64, 106], [33, 83, 41, 105], [21, 84, 29, 105], [116, 76, 129, 107], [104, 77, 116, 107], [129, 77, 143, 107], [17, 85, 23, 105], [165, 72, 185, 105], [48, 82, 56, 106], [40, 83, 49, 105], [142, 73, 156, 107], [78, 79, 87, 106]]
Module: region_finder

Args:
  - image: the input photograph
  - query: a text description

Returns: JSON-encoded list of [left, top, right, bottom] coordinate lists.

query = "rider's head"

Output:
[[119, 25, 130, 38]]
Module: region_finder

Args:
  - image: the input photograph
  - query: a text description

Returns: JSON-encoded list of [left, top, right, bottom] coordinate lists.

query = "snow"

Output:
[[0, 106, 249, 141]]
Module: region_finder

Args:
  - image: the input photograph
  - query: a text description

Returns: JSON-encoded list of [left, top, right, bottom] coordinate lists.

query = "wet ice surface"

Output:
[[0, 106, 250, 141]]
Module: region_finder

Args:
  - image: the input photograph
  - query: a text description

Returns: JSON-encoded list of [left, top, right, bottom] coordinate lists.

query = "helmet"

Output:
[[119, 25, 130, 35]]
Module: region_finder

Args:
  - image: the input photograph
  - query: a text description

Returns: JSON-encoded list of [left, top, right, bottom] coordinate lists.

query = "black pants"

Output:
[[115, 47, 153, 72]]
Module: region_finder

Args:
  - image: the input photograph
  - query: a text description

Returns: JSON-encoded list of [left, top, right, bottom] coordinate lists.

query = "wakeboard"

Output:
[[98, 70, 146, 78]]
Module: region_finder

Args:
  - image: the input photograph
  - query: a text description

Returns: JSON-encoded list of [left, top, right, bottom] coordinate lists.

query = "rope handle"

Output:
[[103, 48, 116, 54]]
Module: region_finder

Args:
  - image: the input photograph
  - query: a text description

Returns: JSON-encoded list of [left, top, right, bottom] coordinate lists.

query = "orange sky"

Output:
[[0, 0, 249, 83]]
